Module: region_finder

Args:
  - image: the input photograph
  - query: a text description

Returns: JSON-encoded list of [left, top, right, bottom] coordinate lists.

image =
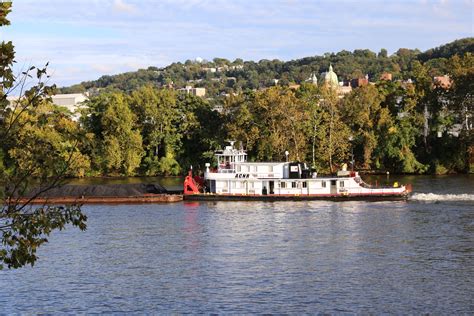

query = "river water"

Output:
[[1, 175, 473, 313]]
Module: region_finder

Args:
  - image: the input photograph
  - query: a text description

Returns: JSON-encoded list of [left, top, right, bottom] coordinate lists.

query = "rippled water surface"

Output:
[[1, 176, 473, 313]]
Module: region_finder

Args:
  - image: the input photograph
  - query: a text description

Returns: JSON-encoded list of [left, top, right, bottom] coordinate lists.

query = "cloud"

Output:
[[112, 0, 137, 14], [5, 0, 473, 86]]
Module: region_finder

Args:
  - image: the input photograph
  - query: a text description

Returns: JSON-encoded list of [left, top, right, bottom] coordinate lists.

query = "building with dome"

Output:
[[306, 72, 318, 85], [322, 64, 339, 88], [320, 64, 352, 96]]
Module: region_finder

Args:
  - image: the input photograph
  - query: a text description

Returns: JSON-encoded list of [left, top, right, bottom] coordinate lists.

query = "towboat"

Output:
[[184, 142, 411, 201]]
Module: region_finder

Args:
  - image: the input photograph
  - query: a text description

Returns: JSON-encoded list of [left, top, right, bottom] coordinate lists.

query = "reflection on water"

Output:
[[0, 176, 473, 313]]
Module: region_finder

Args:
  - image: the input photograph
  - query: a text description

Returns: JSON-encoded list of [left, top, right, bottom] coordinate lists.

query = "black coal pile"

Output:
[[27, 183, 167, 198]]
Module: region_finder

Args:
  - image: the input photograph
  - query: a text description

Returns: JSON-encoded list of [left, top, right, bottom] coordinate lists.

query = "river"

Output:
[[1, 175, 473, 313]]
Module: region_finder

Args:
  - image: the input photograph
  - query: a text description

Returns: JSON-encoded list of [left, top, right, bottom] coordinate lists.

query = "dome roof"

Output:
[[324, 64, 338, 88], [306, 72, 318, 85]]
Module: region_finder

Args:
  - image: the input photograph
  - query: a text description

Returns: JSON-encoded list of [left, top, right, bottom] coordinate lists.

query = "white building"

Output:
[[4, 93, 88, 121], [178, 86, 206, 97], [51, 93, 88, 121]]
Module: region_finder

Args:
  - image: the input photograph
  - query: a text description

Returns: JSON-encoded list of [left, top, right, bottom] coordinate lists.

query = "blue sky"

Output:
[[2, 0, 473, 86]]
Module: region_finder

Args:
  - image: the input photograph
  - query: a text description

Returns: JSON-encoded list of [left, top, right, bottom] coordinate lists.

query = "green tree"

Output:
[[444, 53, 474, 171], [225, 87, 307, 162], [0, 2, 86, 269], [315, 86, 351, 173], [381, 82, 427, 173], [82, 92, 143, 175], [342, 85, 385, 168], [129, 85, 181, 175], [178, 94, 225, 170]]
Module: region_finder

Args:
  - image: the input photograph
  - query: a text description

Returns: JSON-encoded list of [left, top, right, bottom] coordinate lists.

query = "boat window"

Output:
[[321, 181, 326, 188], [236, 166, 241, 172], [281, 182, 286, 188], [303, 182, 307, 188], [331, 180, 337, 186], [340, 181, 344, 187], [292, 182, 297, 188], [253, 166, 257, 172]]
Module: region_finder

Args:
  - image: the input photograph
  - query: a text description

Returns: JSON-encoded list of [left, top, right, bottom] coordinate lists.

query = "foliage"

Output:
[[314, 86, 351, 173], [82, 92, 143, 176], [1, 3, 86, 269], [225, 87, 307, 162], [418, 38, 474, 62], [342, 84, 384, 168], [16, 53, 471, 178]]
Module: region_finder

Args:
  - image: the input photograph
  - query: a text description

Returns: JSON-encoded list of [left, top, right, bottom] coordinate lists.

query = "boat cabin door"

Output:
[[269, 181, 274, 194], [330, 180, 337, 194]]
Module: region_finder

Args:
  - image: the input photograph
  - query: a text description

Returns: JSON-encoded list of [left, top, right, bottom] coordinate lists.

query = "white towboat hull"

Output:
[[183, 142, 411, 201]]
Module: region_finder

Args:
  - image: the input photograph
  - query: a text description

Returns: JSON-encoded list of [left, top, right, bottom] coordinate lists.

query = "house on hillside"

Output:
[[178, 86, 206, 97]]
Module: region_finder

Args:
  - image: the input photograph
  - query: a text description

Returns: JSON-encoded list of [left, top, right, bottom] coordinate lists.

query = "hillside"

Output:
[[60, 38, 474, 96]]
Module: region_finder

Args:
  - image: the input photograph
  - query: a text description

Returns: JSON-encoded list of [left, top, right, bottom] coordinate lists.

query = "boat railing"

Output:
[[355, 176, 403, 189], [219, 168, 236, 173]]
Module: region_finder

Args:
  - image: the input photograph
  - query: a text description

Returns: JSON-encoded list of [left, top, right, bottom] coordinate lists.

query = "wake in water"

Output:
[[410, 193, 474, 202]]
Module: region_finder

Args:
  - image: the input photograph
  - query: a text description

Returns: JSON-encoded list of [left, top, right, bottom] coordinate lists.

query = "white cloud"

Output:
[[4, 0, 472, 86], [112, 0, 138, 14]]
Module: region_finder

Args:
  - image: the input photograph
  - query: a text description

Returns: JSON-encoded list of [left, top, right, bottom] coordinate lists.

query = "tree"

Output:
[[444, 53, 474, 172], [0, 2, 86, 269], [342, 85, 384, 168], [178, 94, 225, 170], [384, 82, 427, 173], [447, 53, 473, 135], [315, 86, 351, 173], [225, 87, 307, 162], [82, 92, 143, 176], [296, 83, 321, 168], [378, 48, 388, 58], [129, 85, 181, 175]]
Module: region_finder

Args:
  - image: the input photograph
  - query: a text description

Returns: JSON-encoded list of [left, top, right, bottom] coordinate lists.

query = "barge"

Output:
[[15, 183, 183, 204], [14, 194, 183, 205], [184, 142, 411, 201]]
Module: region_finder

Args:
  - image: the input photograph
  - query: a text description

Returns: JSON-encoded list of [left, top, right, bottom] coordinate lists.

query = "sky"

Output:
[[1, 0, 473, 87]]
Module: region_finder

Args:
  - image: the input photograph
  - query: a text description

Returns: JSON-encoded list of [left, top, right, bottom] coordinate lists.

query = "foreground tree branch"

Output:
[[0, 2, 87, 270]]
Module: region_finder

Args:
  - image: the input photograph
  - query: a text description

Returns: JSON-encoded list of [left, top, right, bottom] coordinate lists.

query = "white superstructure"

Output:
[[188, 142, 408, 198]]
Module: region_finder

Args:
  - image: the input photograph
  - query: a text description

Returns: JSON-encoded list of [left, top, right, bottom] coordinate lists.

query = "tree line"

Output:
[[3, 53, 472, 178]]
